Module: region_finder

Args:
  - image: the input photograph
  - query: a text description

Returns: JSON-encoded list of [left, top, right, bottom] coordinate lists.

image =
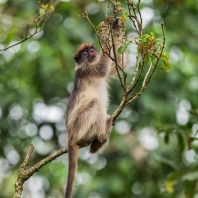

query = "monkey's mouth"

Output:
[[91, 51, 97, 57], [89, 54, 96, 60], [89, 56, 96, 63]]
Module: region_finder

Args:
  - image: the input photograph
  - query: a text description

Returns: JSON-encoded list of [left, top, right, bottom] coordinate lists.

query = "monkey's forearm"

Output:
[[109, 22, 127, 75]]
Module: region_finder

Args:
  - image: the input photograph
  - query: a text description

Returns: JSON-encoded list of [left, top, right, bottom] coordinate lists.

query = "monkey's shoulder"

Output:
[[74, 67, 90, 79]]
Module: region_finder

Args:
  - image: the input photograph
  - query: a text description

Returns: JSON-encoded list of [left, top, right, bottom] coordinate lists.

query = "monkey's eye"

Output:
[[82, 52, 88, 56], [89, 49, 94, 53]]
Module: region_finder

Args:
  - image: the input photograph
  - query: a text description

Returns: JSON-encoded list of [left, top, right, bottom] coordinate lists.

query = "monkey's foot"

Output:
[[90, 139, 108, 153]]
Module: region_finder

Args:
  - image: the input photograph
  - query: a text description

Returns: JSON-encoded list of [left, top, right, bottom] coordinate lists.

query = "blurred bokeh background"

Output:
[[0, 0, 198, 197]]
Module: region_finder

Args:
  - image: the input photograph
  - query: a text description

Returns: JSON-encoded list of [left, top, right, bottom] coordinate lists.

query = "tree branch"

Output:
[[14, 146, 68, 198]]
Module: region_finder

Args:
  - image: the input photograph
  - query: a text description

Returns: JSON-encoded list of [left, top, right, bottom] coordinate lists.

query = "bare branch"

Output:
[[127, 53, 141, 90], [14, 144, 35, 198], [127, 0, 142, 35], [127, 55, 145, 94], [142, 62, 152, 87], [14, 146, 68, 198], [13, 136, 101, 198]]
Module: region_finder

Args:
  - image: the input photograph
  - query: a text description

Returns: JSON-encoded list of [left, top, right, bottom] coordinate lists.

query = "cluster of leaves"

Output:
[[39, 3, 55, 16], [138, 32, 171, 72], [118, 32, 171, 72]]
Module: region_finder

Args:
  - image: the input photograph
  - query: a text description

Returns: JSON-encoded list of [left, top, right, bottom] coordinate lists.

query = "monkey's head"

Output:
[[74, 43, 99, 65]]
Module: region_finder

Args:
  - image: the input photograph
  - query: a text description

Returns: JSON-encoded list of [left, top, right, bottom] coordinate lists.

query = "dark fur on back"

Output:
[[65, 71, 83, 125]]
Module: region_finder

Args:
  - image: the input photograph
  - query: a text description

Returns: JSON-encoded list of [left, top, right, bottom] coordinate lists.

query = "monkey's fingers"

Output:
[[112, 17, 125, 30], [112, 19, 126, 41]]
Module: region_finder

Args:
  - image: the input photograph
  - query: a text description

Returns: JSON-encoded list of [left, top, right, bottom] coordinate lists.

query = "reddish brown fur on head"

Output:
[[77, 43, 93, 53], [74, 43, 93, 59], [74, 43, 97, 64]]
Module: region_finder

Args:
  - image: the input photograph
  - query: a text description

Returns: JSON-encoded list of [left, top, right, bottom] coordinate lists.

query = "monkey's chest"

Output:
[[92, 80, 109, 109]]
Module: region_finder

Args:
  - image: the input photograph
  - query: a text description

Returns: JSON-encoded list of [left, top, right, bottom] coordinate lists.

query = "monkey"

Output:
[[65, 18, 127, 198]]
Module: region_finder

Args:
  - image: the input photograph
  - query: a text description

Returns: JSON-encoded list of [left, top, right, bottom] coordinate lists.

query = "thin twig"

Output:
[[111, 93, 128, 121], [127, 53, 141, 90], [142, 62, 152, 87], [14, 145, 34, 198], [20, 144, 35, 171], [81, 12, 97, 33], [127, 54, 145, 94], [26, 148, 68, 177], [136, 0, 142, 36]]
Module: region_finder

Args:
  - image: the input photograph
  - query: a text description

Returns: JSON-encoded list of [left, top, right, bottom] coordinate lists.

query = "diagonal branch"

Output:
[[14, 146, 68, 198]]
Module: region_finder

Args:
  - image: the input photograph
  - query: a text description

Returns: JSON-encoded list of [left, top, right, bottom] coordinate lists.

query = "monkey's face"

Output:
[[74, 46, 99, 64]]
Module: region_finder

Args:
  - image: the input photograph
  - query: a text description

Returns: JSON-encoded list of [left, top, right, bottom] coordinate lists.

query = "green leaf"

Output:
[[182, 172, 198, 181], [177, 133, 185, 153], [164, 133, 170, 144], [155, 155, 178, 170], [162, 52, 169, 58], [184, 180, 197, 198], [118, 43, 127, 54], [162, 60, 171, 72], [168, 171, 184, 181], [160, 54, 171, 72], [144, 55, 150, 65], [118, 41, 132, 54], [165, 171, 184, 193], [165, 180, 174, 193], [122, 11, 129, 20], [95, 0, 99, 3], [150, 32, 155, 39], [43, 4, 55, 11], [156, 38, 161, 43], [39, 8, 45, 16]]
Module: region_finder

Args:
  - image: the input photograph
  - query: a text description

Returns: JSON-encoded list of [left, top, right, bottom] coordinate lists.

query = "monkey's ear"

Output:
[[73, 54, 79, 63]]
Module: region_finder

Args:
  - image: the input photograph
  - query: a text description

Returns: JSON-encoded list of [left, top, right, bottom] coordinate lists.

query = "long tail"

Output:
[[65, 144, 79, 198]]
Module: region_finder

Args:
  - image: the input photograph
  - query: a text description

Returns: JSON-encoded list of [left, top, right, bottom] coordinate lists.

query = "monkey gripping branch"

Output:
[[13, 1, 171, 198]]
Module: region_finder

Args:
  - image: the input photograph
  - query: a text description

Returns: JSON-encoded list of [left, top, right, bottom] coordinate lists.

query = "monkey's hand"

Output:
[[97, 22, 110, 53], [100, 34, 109, 53], [112, 17, 125, 39]]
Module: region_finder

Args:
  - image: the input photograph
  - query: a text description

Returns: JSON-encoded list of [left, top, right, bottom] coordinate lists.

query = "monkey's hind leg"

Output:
[[90, 116, 113, 153]]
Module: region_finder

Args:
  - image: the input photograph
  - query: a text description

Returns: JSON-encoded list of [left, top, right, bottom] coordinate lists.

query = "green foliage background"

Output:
[[0, 0, 198, 198]]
